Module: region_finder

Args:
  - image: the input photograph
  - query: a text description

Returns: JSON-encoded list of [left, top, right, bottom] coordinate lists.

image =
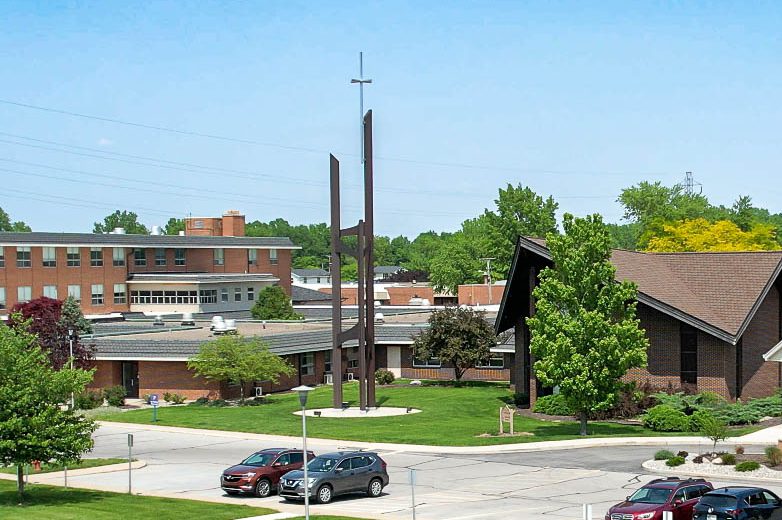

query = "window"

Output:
[[214, 248, 224, 266], [154, 248, 166, 266], [303, 277, 309, 284], [274, 453, 291, 466], [351, 456, 372, 469], [68, 285, 81, 303], [175, 248, 185, 266], [324, 350, 332, 373], [477, 356, 504, 368], [43, 285, 57, 299], [0, 287, 5, 309], [134, 248, 146, 266], [248, 249, 257, 265], [42, 247, 57, 267], [199, 289, 217, 304], [234, 287, 242, 302], [269, 248, 278, 265], [336, 459, 351, 471], [221, 287, 229, 303], [67, 247, 81, 267], [114, 283, 126, 304], [301, 352, 314, 375], [288, 452, 304, 464], [91, 284, 104, 305], [17, 286, 31, 303], [413, 355, 441, 368], [113, 247, 125, 266], [0, 246, 4, 267], [247, 287, 255, 301], [90, 247, 103, 267], [681, 325, 698, 385], [16, 246, 31, 267]]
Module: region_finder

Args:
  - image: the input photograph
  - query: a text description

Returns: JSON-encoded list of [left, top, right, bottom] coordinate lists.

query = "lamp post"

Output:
[[68, 328, 75, 409], [292, 385, 313, 520]]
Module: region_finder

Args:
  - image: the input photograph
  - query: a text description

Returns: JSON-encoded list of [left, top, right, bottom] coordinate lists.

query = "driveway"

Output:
[[57, 424, 782, 520]]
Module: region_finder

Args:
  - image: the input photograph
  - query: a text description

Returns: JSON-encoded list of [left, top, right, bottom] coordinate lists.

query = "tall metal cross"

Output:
[[351, 52, 372, 163]]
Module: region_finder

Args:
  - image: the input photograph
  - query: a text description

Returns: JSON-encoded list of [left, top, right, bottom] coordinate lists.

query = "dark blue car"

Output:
[[693, 487, 782, 520]]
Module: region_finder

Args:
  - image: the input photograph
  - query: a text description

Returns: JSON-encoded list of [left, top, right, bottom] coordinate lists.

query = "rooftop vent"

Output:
[[112, 227, 126, 234], [150, 225, 162, 235]]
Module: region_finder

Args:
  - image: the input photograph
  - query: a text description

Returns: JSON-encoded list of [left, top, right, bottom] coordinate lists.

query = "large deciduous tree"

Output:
[[163, 217, 185, 235], [644, 218, 778, 252], [0, 206, 31, 232], [527, 213, 648, 436], [6, 297, 95, 370], [0, 321, 96, 500], [187, 335, 294, 401], [412, 307, 498, 381], [251, 286, 302, 320], [93, 210, 148, 234]]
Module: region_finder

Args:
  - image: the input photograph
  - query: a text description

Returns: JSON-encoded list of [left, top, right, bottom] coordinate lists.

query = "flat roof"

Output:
[[0, 232, 299, 249]]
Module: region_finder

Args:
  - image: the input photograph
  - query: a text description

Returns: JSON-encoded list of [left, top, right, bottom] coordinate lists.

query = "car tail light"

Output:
[[378, 456, 387, 471], [725, 509, 742, 518]]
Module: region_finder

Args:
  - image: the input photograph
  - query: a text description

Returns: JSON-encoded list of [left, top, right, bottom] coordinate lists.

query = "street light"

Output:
[[68, 328, 75, 409], [292, 385, 314, 520]]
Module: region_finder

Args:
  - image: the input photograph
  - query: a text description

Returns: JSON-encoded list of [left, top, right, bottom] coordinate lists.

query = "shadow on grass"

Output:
[[1, 484, 107, 508], [376, 396, 390, 407]]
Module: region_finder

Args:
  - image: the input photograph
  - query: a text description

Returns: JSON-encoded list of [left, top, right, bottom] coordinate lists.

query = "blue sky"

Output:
[[0, 1, 780, 237]]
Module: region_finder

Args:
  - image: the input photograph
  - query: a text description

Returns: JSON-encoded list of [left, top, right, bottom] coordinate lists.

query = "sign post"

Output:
[[127, 433, 134, 494], [150, 394, 159, 422], [409, 468, 417, 520], [499, 405, 514, 435]]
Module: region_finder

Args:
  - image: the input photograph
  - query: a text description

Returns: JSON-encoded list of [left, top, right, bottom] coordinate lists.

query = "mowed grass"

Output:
[[94, 383, 727, 446], [0, 459, 127, 475], [0, 480, 276, 520]]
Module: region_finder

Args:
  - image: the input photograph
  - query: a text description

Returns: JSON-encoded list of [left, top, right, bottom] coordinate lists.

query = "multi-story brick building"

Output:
[[495, 237, 782, 404], [0, 211, 297, 317]]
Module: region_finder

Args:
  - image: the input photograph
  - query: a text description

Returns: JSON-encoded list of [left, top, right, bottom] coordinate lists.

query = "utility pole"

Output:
[[480, 257, 495, 305], [681, 171, 702, 196]]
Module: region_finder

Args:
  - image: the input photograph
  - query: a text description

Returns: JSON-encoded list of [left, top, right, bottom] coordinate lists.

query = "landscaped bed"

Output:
[[93, 382, 746, 446], [645, 446, 782, 480]]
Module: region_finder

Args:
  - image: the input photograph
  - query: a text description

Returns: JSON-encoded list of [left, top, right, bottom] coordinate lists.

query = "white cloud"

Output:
[[97, 137, 113, 146]]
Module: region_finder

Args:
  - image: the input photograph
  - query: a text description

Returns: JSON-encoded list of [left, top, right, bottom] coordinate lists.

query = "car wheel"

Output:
[[367, 478, 383, 497], [224, 490, 240, 496], [316, 484, 333, 504], [254, 478, 272, 498]]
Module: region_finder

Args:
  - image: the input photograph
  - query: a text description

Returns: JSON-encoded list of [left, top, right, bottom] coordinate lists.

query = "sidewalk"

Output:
[[97, 420, 779, 454]]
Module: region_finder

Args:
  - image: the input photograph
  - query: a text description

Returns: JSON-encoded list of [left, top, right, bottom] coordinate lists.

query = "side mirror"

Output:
[[272, 462, 281, 467], [626, 496, 631, 501], [335, 467, 344, 473]]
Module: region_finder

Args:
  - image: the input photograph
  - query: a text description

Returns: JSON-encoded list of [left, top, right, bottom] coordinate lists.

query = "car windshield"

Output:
[[628, 487, 673, 504], [307, 456, 338, 473], [700, 495, 737, 508], [241, 452, 276, 467]]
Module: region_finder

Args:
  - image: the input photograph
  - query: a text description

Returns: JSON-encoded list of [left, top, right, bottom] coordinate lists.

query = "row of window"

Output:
[[412, 355, 504, 369], [290, 352, 505, 376], [129, 287, 256, 305], [0, 246, 278, 268], [0, 284, 126, 309]]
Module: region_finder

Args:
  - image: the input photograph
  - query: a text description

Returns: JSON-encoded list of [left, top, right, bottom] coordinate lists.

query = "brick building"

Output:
[[495, 237, 782, 403], [0, 211, 297, 317]]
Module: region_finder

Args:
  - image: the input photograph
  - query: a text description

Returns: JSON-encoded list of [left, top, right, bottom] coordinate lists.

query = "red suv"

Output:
[[605, 477, 713, 520], [221, 448, 315, 498]]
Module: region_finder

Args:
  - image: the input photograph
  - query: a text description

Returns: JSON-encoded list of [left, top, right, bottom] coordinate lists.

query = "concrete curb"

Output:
[[0, 460, 146, 482], [97, 421, 770, 454], [641, 459, 782, 484]]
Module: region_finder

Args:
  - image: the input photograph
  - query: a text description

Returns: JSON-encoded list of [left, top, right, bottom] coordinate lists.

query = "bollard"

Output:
[[64, 465, 68, 488], [410, 468, 417, 520], [127, 433, 134, 494], [582, 504, 593, 520]]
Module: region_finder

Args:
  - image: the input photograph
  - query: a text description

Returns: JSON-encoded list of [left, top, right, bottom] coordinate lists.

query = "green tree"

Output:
[[59, 295, 93, 336], [164, 217, 185, 235], [0, 320, 96, 500], [644, 218, 778, 252], [187, 335, 295, 401], [428, 229, 485, 294], [0, 206, 31, 232], [412, 307, 497, 381], [251, 286, 302, 320], [527, 213, 648, 436], [93, 210, 148, 234]]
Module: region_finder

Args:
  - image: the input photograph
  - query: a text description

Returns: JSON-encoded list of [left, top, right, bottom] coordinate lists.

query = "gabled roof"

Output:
[[291, 285, 332, 303], [375, 266, 403, 274], [496, 236, 782, 345], [292, 268, 330, 277], [0, 232, 298, 249]]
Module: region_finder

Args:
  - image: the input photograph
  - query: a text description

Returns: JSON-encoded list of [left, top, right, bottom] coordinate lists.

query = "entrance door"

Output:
[[121, 361, 139, 398]]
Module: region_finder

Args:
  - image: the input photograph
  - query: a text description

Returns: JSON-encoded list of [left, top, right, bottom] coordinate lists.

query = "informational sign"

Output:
[[127, 433, 134, 447], [499, 405, 514, 435], [149, 394, 159, 407]]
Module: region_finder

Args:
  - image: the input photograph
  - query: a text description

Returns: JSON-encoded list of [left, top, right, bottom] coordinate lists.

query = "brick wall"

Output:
[[138, 361, 220, 400], [457, 284, 506, 306], [88, 360, 122, 389], [399, 346, 511, 381], [741, 285, 781, 398]]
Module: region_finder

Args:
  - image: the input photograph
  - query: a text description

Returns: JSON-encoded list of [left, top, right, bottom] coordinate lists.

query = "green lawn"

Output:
[[0, 459, 127, 475], [0, 480, 275, 519], [94, 383, 736, 446]]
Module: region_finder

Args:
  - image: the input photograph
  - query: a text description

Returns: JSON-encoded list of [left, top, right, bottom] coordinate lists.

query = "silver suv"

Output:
[[278, 451, 389, 504]]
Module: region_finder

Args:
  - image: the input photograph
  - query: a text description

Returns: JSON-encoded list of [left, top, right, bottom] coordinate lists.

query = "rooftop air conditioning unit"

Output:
[[150, 225, 162, 235], [346, 372, 355, 381], [112, 227, 126, 234], [181, 313, 195, 326]]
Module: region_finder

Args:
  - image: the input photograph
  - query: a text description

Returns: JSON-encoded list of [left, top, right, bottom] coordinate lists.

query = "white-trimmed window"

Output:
[[0, 246, 4, 267], [113, 247, 125, 266], [90, 247, 103, 267], [67, 247, 81, 267], [16, 246, 31, 267], [413, 355, 441, 368], [248, 249, 257, 265], [199, 289, 217, 304], [477, 356, 505, 369], [42, 247, 57, 267], [43, 285, 58, 299], [0, 287, 5, 309], [234, 287, 242, 302], [68, 285, 81, 303], [220, 287, 228, 303], [134, 248, 146, 266], [269, 248, 278, 265], [247, 287, 255, 301], [324, 350, 332, 373], [17, 286, 31, 303], [114, 283, 126, 304], [175, 248, 186, 266], [214, 248, 224, 266], [91, 284, 104, 305], [155, 248, 166, 266], [301, 352, 315, 376]]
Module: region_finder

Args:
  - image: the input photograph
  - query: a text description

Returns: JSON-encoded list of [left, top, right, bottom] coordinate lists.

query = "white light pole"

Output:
[[480, 258, 495, 305], [293, 385, 314, 520], [68, 328, 75, 409]]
